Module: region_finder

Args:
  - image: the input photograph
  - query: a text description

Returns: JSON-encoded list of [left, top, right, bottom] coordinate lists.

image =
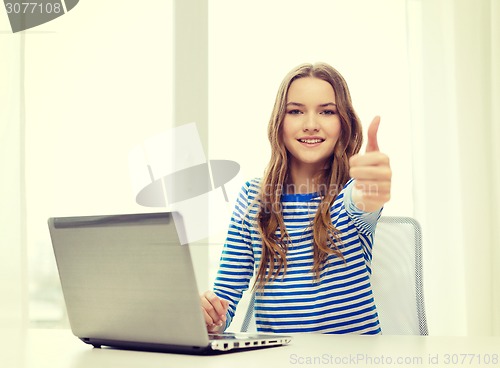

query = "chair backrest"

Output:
[[240, 216, 428, 335], [370, 216, 428, 335]]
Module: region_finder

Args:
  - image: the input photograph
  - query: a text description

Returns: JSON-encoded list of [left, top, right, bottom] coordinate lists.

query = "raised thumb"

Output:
[[366, 116, 381, 152]]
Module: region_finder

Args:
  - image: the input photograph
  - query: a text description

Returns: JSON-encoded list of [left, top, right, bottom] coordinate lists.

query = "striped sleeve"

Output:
[[213, 180, 256, 330], [342, 178, 382, 263]]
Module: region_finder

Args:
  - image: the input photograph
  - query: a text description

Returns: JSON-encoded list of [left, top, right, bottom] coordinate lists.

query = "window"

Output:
[[24, 0, 174, 327]]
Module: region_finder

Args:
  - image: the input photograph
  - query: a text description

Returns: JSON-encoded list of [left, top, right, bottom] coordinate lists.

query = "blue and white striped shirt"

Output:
[[214, 178, 382, 335]]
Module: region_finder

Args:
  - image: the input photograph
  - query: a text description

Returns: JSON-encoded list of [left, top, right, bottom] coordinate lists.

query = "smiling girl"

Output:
[[201, 62, 392, 335]]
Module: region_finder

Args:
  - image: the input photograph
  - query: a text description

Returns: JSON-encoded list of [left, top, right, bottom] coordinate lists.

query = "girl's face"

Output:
[[282, 77, 341, 172]]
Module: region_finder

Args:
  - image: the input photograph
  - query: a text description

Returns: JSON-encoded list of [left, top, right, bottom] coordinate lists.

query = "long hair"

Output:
[[255, 62, 363, 288]]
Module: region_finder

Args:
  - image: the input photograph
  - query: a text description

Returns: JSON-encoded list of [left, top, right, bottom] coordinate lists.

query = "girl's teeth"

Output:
[[300, 139, 322, 144]]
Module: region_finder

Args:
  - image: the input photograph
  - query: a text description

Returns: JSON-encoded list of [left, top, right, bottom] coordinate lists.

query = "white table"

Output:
[[3, 329, 500, 368]]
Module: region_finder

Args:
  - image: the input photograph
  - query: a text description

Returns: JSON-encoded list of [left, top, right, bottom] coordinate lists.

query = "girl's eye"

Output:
[[321, 110, 337, 115], [287, 109, 302, 115]]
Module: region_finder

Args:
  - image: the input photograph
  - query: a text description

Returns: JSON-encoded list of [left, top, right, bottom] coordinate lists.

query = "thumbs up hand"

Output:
[[349, 116, 392, 213]]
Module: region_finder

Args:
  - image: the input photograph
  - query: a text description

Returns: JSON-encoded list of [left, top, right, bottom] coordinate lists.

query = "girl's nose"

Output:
[[303, 113, 319, 132]]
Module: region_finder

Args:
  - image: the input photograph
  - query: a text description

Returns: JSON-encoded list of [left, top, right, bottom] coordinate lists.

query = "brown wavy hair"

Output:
[[255, 62, 363, 288]]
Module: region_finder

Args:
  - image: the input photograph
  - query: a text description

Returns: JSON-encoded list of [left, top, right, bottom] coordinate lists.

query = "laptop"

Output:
[[47, 211, 291, 354]]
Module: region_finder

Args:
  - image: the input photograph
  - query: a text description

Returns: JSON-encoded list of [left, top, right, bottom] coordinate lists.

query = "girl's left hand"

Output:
[[349, 116, 392, 212]]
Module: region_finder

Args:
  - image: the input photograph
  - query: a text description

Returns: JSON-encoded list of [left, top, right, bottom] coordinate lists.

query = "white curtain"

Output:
[[409, 0, 500, 335], [0, 34, 28, 330]]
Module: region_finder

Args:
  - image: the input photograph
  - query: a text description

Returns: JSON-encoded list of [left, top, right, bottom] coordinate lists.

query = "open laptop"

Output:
[[48, 211, 291, 354]]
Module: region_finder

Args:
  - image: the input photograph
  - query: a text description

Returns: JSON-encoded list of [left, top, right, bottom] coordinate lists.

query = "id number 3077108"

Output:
[[441, 353, 499, 365], [5, 2, 62, 14]]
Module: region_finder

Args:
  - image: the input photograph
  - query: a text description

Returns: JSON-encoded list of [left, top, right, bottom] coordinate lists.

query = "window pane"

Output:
[[25, 0, 174, 327]]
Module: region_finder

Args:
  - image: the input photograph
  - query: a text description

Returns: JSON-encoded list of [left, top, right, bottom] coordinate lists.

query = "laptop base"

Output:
[[80, 334, 290, 355]]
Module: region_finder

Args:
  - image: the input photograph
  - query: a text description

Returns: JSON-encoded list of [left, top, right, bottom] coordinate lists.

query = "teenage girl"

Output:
[[201, 62, 391, 334]]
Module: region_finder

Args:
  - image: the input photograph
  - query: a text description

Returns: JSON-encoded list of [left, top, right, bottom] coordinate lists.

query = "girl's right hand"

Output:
[[200, 290, 229, 333]]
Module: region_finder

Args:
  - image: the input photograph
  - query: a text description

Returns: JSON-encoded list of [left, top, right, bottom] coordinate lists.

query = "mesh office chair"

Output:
[[240, 216, 428, 335]]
